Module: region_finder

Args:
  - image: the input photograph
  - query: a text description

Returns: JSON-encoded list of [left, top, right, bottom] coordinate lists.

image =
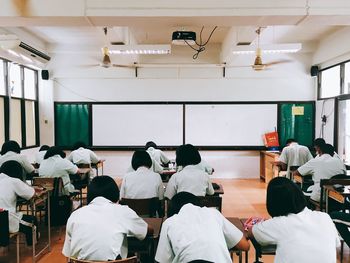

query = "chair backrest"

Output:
[[32, 177, 63, 195], [120, 198, 160, 217], [77, 163, 91, 169], [196, 196, 222, 212], [69, 256, 137, 263], [0, 210, 9, 246]]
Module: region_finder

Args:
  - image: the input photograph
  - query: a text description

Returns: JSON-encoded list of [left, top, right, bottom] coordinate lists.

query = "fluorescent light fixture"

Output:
[[108, 45, 171, 55], [232, 43, 302, 55]]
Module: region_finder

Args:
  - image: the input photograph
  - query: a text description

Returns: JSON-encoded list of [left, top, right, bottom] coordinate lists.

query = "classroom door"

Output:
[[278, 103, 314, 147]]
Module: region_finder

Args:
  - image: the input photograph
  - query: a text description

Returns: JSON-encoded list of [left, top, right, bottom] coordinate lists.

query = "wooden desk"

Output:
[[213, 183, 224, 195], [260, 151, 280, 184], [160, 168, 177, 182], [91, 160, 105, 176], [226, 217, 248, 263], [324, 185, 350, 213]]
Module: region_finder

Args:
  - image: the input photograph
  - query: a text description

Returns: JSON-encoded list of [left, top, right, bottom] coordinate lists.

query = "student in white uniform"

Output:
[[293, 143, 346, 202], [0, 160, 37, 245], [35, 145, 50, 165], [177, 159, 214, 175], [313, 138, 341, 159], [39, 146, 79, 196], [67, 141, 100, 165], [249, 177, 339, 263], [145, 141, 170, 167], [275, 138, 313, 178], [165, 144, 214, 199], [62, 176, 151, 261], [0, 140, 35, 178], [155, 192, 250, 263], [120, 150, 164, 200]]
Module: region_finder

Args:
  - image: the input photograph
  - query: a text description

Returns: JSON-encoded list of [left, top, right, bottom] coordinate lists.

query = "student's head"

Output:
[[175, 144, 201, 167], [1, 140, 21, 155], [0, 160, 23, 180], [87, 176, 120, 204], [145, 141, 157, 150], [131, 150, 152, 170], [168, 192, 199, 217], [313, 138, 326, 154], [72, 141, 87, 151], [266, 177, 306, 217], [44, 146, 66, 159], [285, 138, 296, 146], [319, 143, 335, 157], [39, 145, 50, 152]]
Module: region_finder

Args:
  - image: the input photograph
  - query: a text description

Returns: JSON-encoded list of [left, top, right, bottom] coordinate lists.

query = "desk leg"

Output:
[[326, 189, 329, 214], [48, 193, 51, 251]]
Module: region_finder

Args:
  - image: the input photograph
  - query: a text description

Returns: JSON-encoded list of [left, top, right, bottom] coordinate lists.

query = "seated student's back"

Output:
[[145, 141, 170, 167], [35, 145, 50, 165], [62, 176, 148, 261], [250, 177, 339, 263], [120, 150, 164, 200], [67, 141, 100, 165]]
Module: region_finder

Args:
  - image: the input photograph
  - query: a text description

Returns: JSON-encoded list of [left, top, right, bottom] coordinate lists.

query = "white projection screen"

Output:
[[185, 104, 278, 146], [92, 104, 183, 146]]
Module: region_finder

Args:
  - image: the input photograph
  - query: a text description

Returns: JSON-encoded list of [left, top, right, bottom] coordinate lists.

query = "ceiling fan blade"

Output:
[[13, 0, 29, 16], [112, 64, 135, 68], [265, 59, 293, 66], [79, 64, 101, 68]]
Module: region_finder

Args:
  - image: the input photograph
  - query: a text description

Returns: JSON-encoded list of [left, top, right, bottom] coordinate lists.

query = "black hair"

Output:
[[285, 138, 296, 145], [168, 192, 199, 217], [0, 160, 23, 180], [313, 138, 326, 148], [266, 177, 306, 217], [145, 141, 157, 150], [44, 146, 66, 159], [320, 143, 335, 157], [39, 145, 50, 152], [87, 176, 120, 204], [175, 144, 201, 167], [131, 150, 152, 170], [1, 141, 21, 155], [72, 141, 87, 151]]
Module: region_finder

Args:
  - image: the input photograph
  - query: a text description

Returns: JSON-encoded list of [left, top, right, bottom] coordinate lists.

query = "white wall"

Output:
[[315, 99, 335, 144]]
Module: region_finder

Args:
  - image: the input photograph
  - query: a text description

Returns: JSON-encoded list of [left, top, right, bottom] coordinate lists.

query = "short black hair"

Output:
[[266, 177, 306, 217], [1, 140, 21, 155], [87, 176, 120, 204], [175, 144, 201, 167], [145, 141, 157, 150], [320, 143, 335, 156], [285, 138, 296, 145], [131, 150, 152, 170], [168, 192, 199, 217], [0, 160, 23, 180], [72, 141, 87, 151], [44, 146, 66, 159], [313, 138, 326, 148], [39, 145, 50, 152]]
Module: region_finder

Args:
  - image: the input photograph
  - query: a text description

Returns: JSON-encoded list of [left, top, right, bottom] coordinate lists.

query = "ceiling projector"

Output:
[[172, 31, 196, 45]]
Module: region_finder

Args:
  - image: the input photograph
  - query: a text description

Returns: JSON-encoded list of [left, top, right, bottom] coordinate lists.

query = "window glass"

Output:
[[0, 60, 5, 95], [0, 98, 5, 146], [320, 66, 340, 98], [344, 62, 350, 95], [338, 99, 350, 164], [25, 100, 36, 146], [10, 99, 22, 146], [9, 64, 22, 98], [24, 68, 36, 100]]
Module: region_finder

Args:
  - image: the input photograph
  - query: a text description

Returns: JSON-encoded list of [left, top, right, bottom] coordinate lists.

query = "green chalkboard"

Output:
[[55, 104, 90, 147], [278, 103, 314, 148]]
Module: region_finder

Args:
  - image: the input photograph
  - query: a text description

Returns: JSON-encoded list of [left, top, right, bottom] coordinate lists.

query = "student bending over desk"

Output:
[[67, 141, 101, 166], [145, 141, 170, 167], [62, 176, 151, 261], [155, 192, 249, 263], [248, 177, 339, 263], [165, 144, 214, 199], [35, 145, 50, 165]]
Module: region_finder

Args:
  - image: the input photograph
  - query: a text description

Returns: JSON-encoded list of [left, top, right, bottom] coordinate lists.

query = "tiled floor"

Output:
[[0, 178, 349, 263]]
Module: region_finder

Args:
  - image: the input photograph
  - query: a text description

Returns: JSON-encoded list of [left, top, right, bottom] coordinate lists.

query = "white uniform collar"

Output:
[[136, 166, 151, 172], [89, 196, 114, 205], [147, 147, 155, 151], [0, 173, 9, 180], [3, 151, 17, 156], [289, 142, 299, 146]]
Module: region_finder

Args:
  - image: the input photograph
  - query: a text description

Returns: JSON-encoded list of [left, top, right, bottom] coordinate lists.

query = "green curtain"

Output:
[[55, 104, 89, 147], [279, 103, 314, 147]]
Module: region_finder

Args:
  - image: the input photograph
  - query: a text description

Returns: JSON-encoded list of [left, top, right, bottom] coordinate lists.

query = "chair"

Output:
[[196, 195, 222, 212], [119, 198, 162, 217], [69, 256, 137, 263]]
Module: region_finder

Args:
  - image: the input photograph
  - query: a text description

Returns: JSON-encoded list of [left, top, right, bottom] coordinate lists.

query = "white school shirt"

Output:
[[67, 147, 100, 164], [164, 165, 215, 199], [297, 154, 346, 201], [279, 143, 313, 174], [0, 173, 34, 232], [62, 197, 147, 261], [38, 155, 78, 195], [252, 208, 340, 263], [0, 151, 35, 174], [155, 204, 243, 263], [146, 147, 170, 166], [35, 151, 47, 165], [120, 167, 164, 200], [126, 158, 164, 174], [177, 160, 214, 175]]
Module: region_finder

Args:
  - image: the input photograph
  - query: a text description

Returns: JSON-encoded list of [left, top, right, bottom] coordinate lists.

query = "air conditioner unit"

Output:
[[0, 34, 51, 66]]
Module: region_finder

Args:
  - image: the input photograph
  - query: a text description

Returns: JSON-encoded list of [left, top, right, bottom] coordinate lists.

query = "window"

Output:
[[338, 99, 350, 164], [25, 100, 36, 146], [0, 60, 5, 95], [9, 63, 22, 98], [344, 62, 350, 95], [24, 68, 36, 100], [10, 98, 22, 146], [0, 97, 5, 146], [320, 66, 341, 98]]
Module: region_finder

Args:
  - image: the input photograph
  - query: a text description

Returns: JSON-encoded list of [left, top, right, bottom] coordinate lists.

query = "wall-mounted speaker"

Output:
[[41, 70, 49, 80], [310, 66, 319, 77]]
